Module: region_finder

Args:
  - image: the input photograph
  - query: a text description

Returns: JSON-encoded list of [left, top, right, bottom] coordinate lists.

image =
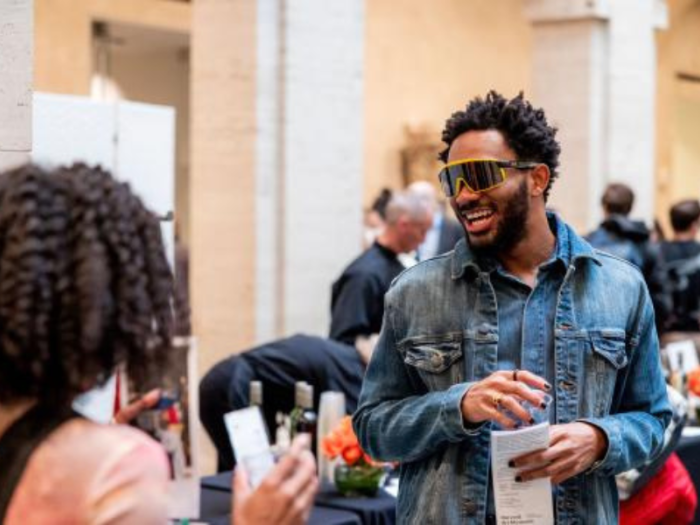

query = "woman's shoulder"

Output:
[[7, 419, 170, 524], [54, 418, 165, 460]]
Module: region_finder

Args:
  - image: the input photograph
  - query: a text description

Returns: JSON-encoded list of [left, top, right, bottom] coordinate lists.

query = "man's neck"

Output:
[[673, 230, 697, 242], [376, 232, 401, 255], [497, 212, 556, 288]]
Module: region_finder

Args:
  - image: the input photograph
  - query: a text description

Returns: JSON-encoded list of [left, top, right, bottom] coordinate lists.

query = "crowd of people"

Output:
[[3, 91, 700, 524]]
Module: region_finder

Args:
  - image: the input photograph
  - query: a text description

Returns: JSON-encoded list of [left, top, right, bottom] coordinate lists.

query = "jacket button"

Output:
[[431, 354, 443, 367], [559, 380, 576, 391], [463, 500, 478, 515]]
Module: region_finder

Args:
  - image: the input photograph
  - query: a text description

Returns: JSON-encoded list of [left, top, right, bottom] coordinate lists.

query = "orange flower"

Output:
[[688, 368, 700, 397], [321, 416, 385, 468], [342, 445, 363, 466]]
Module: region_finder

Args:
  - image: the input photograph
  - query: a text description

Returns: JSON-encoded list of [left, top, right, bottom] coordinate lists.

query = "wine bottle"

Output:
[[289, 381, 308, 438], [294, 384, 318, 457], [249, 381, 263, 407]]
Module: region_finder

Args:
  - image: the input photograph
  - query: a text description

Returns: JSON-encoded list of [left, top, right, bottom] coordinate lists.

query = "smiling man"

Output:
[[353, 91, 671, 524]]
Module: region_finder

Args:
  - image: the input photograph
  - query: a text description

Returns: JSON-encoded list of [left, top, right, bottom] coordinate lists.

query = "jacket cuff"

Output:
[[441, 382, 485, 440], [577, 418, 618, 476]]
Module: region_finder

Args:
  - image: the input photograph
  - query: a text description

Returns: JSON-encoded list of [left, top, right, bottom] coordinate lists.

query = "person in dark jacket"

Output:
[[329, 190, 433, 347], [660, 199, 700, 332], [586, 183, 670, 333]]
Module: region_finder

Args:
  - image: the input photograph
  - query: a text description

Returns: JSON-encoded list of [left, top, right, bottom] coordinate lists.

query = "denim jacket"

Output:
[[353, 215, 671, 525]]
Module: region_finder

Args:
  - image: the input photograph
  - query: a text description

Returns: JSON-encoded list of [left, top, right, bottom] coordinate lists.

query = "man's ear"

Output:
[[530, 164, 550, 198]]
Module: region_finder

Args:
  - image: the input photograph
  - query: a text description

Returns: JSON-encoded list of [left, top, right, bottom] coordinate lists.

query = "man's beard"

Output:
[[466, 178, 530, 259]]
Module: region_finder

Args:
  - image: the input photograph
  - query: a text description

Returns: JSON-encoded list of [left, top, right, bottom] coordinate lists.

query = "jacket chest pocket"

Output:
[[585, 329, 628, 416], [400, 335, 464, 391]]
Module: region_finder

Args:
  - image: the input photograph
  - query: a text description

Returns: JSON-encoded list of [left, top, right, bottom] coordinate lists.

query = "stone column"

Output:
[[191, 0, 258, 374], [0, 0, 33, 170], [523, 0, 667, 230], [191, 0, 365, 368], [280, 0, 365, 337]]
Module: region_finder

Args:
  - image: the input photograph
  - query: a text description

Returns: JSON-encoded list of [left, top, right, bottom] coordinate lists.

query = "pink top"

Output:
[[6, 419, 169, 525]]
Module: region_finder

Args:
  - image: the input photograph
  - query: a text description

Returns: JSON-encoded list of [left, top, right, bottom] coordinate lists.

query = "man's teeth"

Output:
[[465, 209, 494, 223]]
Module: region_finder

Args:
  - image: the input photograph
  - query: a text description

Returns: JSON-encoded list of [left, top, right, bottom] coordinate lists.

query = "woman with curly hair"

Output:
[[0, 163, 181, 524], [0, 163, 319, 525]]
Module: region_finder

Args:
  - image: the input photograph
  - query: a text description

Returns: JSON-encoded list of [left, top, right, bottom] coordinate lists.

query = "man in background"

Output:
[[329, 190, 433, 355], [407, 180, 463, 260], [660, 199, 700, 332], [586, 183, 670, 333]]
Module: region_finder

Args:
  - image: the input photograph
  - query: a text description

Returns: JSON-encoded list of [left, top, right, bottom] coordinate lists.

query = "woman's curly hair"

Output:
[[0, 163, 186, 407], [439, 91, 561, 201]]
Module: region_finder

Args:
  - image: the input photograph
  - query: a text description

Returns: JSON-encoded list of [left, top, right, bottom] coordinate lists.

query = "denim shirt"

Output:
[[353, 214, 672, 525], [483, 224, 569, 516]]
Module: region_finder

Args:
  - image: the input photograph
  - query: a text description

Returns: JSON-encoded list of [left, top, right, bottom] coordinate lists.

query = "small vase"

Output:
[[334, 463, 384, 497]]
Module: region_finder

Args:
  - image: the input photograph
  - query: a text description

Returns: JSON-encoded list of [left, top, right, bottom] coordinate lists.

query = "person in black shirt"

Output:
[[660, 199, 700, 332], [329, 191, 434, 349]]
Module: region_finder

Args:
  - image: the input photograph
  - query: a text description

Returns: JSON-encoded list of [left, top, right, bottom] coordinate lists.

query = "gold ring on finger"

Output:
[[491, 392, 504, 408]]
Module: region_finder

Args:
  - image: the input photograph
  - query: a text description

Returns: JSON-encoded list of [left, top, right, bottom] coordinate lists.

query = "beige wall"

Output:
[[34, 0, 189, 96], [656, 0, 700, 232], [190, 0, 257, 373], [364, 0, 532, 205]]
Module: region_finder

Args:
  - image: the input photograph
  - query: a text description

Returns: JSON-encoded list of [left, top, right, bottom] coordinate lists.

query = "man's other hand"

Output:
[[511, 422, 608, 485]]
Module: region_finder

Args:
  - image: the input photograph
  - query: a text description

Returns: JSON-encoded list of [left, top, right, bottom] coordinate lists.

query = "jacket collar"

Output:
[[451, 212, 601, 280]]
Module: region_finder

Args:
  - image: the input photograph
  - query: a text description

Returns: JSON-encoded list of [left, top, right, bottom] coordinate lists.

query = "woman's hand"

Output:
[[233, 435, 319, 525]]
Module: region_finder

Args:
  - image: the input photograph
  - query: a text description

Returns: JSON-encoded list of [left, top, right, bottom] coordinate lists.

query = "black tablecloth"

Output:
[[315, 486, 396, 525], [200, 472, 395, 525]]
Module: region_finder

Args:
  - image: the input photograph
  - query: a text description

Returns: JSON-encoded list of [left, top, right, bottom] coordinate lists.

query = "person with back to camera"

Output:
[[659, 199, 700, 333], [353, 91, 671, 524], [586, 182, 670, 334], [0, 163, 316, 525]]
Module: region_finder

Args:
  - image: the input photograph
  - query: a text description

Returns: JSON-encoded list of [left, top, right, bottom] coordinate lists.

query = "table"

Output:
[[200, 472, 396, 525], [676, 431, 700, 525]]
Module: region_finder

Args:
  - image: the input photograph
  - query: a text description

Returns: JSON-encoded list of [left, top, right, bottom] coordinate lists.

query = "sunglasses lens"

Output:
[[440, 161, 505, 196]]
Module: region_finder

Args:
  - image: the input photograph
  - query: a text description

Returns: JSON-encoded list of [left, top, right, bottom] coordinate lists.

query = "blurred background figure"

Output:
[[363, 188, 392, 249], [586, 182, 670, 334], [200, 334, 363, 472], [660, 199, 700, 333], [407, 180, 463, 260], [330, 190, 433, 348]]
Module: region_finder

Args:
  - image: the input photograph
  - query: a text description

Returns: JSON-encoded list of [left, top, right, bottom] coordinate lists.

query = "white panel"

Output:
[[31, 94, 176, 266], [0, 0, 32, 152], [116, 101, 175, 217], [116, 101, 176, 267], [32, 93, 116, 169]]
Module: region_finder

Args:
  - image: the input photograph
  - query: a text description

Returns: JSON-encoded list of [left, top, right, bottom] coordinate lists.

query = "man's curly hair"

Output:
[[439, 91, 561, 201], [0, 163, 186, 407]]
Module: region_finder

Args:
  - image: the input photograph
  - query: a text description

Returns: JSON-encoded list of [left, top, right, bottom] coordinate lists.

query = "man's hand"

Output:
[[511, 422, 608, 485], [233, 435, 318, 525], [112, 388, 161, 424], [461, 370, 550, 429]]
